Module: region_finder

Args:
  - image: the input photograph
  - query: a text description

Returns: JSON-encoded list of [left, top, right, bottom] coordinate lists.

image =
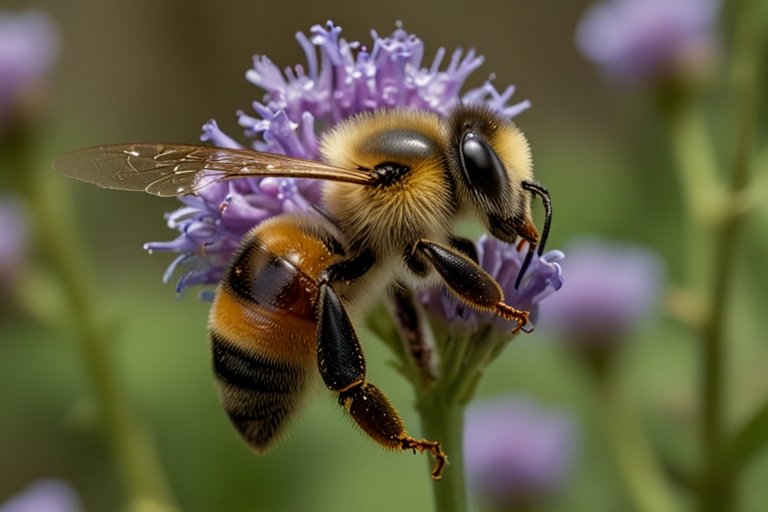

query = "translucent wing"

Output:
[[53, 143, 376, 197]]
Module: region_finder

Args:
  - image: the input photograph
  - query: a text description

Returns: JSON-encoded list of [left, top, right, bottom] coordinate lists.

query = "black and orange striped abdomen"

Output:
[[208, 215, 345, 452]]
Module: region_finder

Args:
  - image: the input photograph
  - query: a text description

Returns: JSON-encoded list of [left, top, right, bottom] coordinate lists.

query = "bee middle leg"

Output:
[[411, 239, 530, 333], [448, 235, 479, 263], [315, 273, 447, 479]]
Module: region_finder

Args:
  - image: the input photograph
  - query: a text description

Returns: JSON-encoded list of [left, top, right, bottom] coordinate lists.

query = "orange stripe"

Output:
[[255, 219, 340, 279], [209, 288, 316, 365]]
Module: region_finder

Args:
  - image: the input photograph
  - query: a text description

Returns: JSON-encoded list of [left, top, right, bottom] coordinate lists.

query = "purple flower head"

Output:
[[0, 10, 59, 133], [146, 21, 530, 294], [0, 195, 28, 287], [465, 396, 579, 508], [0, 479, 82, 512], [539, 237, 664, 345], [420, 236, 564, 335], [576, 0, 721, 86]]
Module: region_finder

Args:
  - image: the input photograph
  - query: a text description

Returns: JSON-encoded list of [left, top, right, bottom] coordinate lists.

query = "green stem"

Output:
[[726, 399, 768, 479], [594, 363, 680, 512], [663, 95, 720, 294], [417, 392, 468, 512], [11, 134, 178, 512], [696, 0, 762, 510], [449, 330, 500, 405]]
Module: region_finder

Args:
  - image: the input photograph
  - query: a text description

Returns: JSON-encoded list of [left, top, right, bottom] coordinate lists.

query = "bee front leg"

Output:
[[412, 239, 531, 333], [315, 278, 447, 479]]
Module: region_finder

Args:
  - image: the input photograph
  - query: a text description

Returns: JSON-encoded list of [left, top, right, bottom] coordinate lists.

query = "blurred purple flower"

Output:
[[420, 236, 564, 335], [465, 396, 578, 508], [146, 21, 531, 294], [0, 195, 28, 287], [0, 479, 82, 512], [539, 237, 663, 345], [576, 0, 720, 86], [0, 10, 59, 133]]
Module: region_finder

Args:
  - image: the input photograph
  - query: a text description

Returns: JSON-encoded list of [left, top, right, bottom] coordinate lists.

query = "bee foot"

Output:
[[400, 436, 448, 480], [494, 303, 530, 334]]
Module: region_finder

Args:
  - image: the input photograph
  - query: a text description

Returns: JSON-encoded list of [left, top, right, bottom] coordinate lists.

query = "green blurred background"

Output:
[[1, 0, 767, 511]]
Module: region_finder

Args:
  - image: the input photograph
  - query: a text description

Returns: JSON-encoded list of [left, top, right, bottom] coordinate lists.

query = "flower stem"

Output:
[[725, 398, 768, 480], [592, 361, 680, 512], [10, 132, 178, 512], [663, 94, 720, 294], [417, 391, 468, 512], [372, 301, 472, 512], [697, 0, 762, 509]]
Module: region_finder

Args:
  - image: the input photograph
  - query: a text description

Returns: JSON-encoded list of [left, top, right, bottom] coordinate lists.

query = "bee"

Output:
[[54, 104, 552, 479]]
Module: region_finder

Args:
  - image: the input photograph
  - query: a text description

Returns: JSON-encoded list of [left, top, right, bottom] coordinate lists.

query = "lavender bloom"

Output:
[[147, 21, 530, 293], [0, 480, 82, 512], [0, 196, 28, 288], [539, 237, 663, 345], [465, 396, 578, 508], [576, 0, 720, 86], [420, 236, 564, 335], [0, 10, 59, 133]]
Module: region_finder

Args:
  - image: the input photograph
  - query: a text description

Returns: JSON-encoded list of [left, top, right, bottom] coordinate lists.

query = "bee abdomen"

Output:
[[207, 215, 345, 452], [210, 330, 309, 452]]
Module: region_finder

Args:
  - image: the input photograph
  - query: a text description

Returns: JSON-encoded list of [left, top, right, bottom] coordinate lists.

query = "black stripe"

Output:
[[220, 385, 298, 450], [211, 332, 301, 394]]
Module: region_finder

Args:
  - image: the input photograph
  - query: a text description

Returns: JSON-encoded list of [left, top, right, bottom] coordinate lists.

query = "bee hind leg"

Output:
[[316, 280, 447, 479]]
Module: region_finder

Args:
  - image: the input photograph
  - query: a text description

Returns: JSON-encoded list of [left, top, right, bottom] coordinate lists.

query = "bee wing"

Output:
[[53, 143, 376, 197]]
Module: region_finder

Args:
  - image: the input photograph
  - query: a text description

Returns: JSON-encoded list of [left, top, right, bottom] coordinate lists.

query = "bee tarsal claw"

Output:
[[494, 303, 531, 334], [400, 436, 448, 480]]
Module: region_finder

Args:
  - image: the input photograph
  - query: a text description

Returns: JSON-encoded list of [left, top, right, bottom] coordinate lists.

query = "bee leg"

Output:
[[448, 236, 479, 263], [316, 280, 448, 479], [412, 239, 530, 333], [389, 284, 436, 384]]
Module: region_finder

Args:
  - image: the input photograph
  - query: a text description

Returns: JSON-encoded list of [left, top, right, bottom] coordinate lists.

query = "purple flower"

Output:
[[465, 396, 578, 508], [147, 21, 530, 294], [0, 195, 28, 287], [0, 10, 59, 133], [420, 236, 564, 335], [539, 237, 663, 345], [0, 480, 82, 512], [576, 0, 720, 86]]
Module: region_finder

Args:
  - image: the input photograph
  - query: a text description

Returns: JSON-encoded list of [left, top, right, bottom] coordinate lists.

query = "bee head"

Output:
[[447, 105, 541, 241], [447, 104, 552, 286]]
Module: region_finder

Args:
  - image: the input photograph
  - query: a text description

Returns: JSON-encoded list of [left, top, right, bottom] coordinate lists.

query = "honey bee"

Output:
[[54, 104, 552, 479]]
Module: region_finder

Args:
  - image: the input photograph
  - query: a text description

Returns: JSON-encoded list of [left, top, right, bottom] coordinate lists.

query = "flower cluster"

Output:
[[540, 237, 663, 346], [464, 396, 578, 508], [419, 236, 564, 335], [0, 9, 59, 133], [0, 479, 82, 512], [146, 21, 531, 294], [576, 0, 721, 86]]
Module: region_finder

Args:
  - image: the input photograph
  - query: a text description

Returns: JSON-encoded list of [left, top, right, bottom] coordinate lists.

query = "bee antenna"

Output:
[[514, 181, 552, 290], [522, 181, 552, 257]]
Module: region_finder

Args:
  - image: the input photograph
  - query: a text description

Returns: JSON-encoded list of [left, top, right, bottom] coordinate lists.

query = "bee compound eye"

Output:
[[459, 133, 507, 201]]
